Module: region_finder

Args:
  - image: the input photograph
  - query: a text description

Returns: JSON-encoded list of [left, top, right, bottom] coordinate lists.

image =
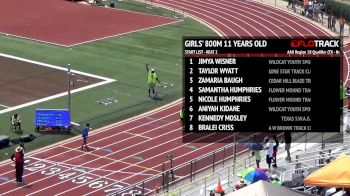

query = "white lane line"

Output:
[[0, 110, 178, 183], [83, 134, 232, 196], [25, 126, 185, 196], [0, 99, 181, 167]]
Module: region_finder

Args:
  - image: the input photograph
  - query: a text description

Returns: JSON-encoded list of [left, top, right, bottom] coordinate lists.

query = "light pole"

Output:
[[68, 64, 72, 124]]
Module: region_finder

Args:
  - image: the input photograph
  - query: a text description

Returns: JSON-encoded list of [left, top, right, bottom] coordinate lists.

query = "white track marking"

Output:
[[22, 126, 186, 196], [83, 134, 232, 196], [0, 52, 115, 114], [1, 120, 183, 195], [68, 20, 182, 47], [0, 109, 179, 182], [0, 99, 181, 167]]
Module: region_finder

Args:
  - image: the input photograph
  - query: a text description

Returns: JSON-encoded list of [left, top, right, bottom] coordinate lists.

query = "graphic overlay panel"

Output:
[[35, 109, 71, 127], [184, 37, 341, 133]]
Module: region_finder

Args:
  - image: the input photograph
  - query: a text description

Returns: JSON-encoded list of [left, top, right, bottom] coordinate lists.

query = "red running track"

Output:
[[0, 0, 178, 46]]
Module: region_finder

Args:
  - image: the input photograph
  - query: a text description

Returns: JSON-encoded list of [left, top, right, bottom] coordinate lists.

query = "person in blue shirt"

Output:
[[81, 123, 90, 151]]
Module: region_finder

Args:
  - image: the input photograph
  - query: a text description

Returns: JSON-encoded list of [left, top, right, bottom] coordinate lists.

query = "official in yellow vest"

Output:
[[146, 64, 161, 97], [179, 107, 185, 131]]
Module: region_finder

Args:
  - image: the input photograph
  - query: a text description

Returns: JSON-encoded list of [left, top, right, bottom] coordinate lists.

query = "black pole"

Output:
[[194, 159, 197, 180], [67, 64, 71, 123], [142, 181, 145, 196], [162, 163, 165, 187], [190, 161, 193, 182], [223, 147, 226, 166]]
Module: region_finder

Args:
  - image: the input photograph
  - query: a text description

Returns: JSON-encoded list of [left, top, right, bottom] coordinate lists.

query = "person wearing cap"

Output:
[[146, 64, 161, 98], [11, 146, 25, 184], [81, 123, 90, 151]]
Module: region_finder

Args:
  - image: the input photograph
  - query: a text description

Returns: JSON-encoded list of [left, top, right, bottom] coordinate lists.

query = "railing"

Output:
[[112, 132, 264, 195]]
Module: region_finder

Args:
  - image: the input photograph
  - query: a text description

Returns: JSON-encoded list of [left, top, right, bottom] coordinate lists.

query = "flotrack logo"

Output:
[[290, 40, 339, 48]]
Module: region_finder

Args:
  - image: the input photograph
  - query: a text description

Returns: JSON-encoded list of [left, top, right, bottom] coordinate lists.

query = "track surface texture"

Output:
[[0, 0, 177, 46]]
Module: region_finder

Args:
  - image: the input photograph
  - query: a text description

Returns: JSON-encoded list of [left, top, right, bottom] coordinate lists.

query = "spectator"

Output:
[[307, 0, 314, 18], [264, 136, 274, 169], [271, 174, 282, 186], [252, 149, 261, 168], [331, 13, 336, 31], [341, 81, 346, 116], [234, 179, 247, 190], [303, 0, 309, 16], [320, 1, 325, 20], [11, 146, 25, 184], [346, 86, 350, 110], [284, 132, 292, 161], [327, 11, 332, 29], [287, 0, 292, 9], [272, 135, 279, 167], [209, 190, 215, 196], [339, 16, 345, 36]]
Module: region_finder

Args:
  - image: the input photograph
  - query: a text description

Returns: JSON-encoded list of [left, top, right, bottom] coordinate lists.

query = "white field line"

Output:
[[0, 52, 113, 81], [68, 20, 182, 47], [0, 32, 68, 47], [0, 79, 114, 115], [0, 104, 9, 108], [0, 52, 116, 114]]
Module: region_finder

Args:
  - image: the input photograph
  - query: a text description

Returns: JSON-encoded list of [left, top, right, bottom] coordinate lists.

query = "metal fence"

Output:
[[111, 133, 261, 195]]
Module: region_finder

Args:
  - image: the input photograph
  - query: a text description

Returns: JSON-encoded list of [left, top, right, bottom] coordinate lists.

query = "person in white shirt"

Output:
[[264, 136, 274, 169]]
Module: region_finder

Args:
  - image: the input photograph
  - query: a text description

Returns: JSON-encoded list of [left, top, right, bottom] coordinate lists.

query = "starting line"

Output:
[[28, 157, 156, 177]]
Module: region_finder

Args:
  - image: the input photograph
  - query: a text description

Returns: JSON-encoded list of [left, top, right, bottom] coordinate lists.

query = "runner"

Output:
[[81, 123, 90, 151]]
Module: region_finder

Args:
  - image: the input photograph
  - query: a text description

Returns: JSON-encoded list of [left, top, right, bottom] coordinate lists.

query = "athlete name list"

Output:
[[184, 38, 341, 133]]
